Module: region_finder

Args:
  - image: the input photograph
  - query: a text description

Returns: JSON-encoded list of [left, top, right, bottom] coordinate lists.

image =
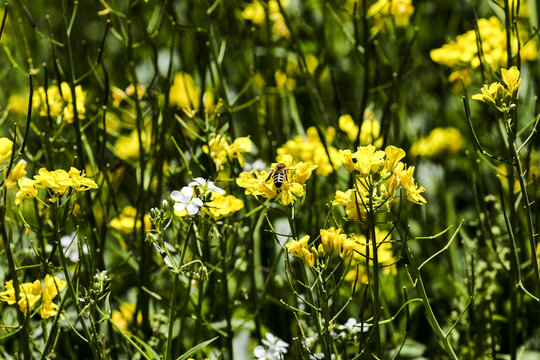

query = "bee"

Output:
[[265, 163, 291, 188]]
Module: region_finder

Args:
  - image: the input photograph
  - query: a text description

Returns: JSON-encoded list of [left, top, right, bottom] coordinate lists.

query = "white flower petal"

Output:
[[192, 197, 204, 207], [174, 203, 187, 211], [171, 190, 183, 201], [253, 346, 267, 358], [188, 177, 206, 188], [186, 203, 200, 215], [180, 186, 194, 199]]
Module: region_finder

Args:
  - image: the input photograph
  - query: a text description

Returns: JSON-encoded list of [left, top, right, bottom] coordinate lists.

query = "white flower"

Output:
[[243, 159, 266, 171], [337, 318, 369, 333], [171, 187, 204, 215], [60, 232, 88, 263], [188, 177, 224, 195], [254, 333, 289, 360]]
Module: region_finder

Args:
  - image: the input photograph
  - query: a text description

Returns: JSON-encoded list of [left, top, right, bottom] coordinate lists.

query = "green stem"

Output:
[[165, 274, 178, 360]]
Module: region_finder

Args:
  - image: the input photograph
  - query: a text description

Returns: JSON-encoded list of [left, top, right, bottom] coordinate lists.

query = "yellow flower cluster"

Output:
[[277, 127, 340, 176], [472, 66, 521, 112], [285, 235, 315, 267], [367, 0, 414, 34], [15, 167, 99, 205], [242, 0, 290, 39], [3, 160, 27, 189], [0, 137, 13, 162], [33, 82, 87, 124], [202, 191, 244, 219], [430, 17, 536, 82], [236, 154, 318, 206], [111, 302, 142, 332], [203, 135, 253, 168], [109, 205, 151, 234], [410, 127, 464, 158], [0, 275, 66, 319], [343, 228, 397, 285], [333, 145, 425, 222], [338, 111, 383, 147]]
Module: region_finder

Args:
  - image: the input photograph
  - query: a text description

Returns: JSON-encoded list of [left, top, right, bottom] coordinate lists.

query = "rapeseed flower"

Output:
[[410, 127, 464, 158], [333, 145, 425, 222], [110, 206, 151, 233], [0, 137, 13, 162], [472, 66, 521, 112], [202, 191, 244, 219], [285, 235, 316, 267], [169, 72, 200, 111], [41, 275, 67, 319], [276, 127, 340, 176], [14, 178, 39, 205], [368, 0, 414, 34], [339, 111, 383, 147], [3, 160, 27, 189], [236, 154, 318, 206], [111, 302, 142, 332], [33, 82, 86, 124], [430, 17, 536, 79], [203, 135, 253, 168], [242, 0, 290, 39]]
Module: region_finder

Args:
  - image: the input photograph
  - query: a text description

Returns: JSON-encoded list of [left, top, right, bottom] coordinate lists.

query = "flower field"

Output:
[[1, 0, 540, 359]]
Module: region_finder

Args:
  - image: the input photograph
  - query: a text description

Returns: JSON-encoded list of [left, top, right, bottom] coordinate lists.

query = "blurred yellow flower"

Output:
[[111, 302, 142, 332], [410, 127, 464, 158], [339, 111, 383, 147], [3, 160, 27, 189], [242, 0, 290, 39], [368, 0, 414, 34], [41, 275, 66, 319], [0, 137, 13, 162], [7, 94, 27, 116], [430, 17, 536, 74], [113, 129, 151, 161], [110, 206, 151, 234], [170, 72, 200, 111], [33, 82, 86, 124], [277, 127, 340, 176]]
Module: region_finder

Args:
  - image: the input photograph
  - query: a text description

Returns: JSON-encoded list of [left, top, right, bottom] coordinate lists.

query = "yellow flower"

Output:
[[0, 137, 13, 163], [0, 279, 43, 313], [7, 94, 27, 116], [34, 168, 73, 194], [3, 160, 27, 189], [110, 206, 151, 234], [410, 127, 464, 158], [320, 227, 347, 254], [501, 66, 521, 99], [0, 280, 17, 305], [471, 82, 505, 105], [114, 129, 151, 161], [169, 72, 200, 111], [202, 191, 244, 219], [368, 0, 414, 34], [339, 111, 382, 147], [285, 235, 315, 267], [236, 154, 317, 206], [15, 178, 39, 205], [242, 0, 265, 25], [111, 302, 142, 332], [277, 127, 340, 176], [33, 82, 86, 124], [40, 275, 66, 319], [228, 136, 253, 167], [68, 167, 99, 191], [430, 17, 536, 74], [203, 135, 253, 168]]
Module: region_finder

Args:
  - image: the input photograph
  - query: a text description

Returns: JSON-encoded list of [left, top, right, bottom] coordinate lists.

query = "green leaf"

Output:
[[176, 336, 219, 360]]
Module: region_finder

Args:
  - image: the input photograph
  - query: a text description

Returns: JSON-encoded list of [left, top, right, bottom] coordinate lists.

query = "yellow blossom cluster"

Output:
[[285, 235, 316, 267], [109, 205, 151, 234], [242, 0, 290, 39], [367, 0, 414, 34], [0, 275, 66, 319], [236, 154, 318, 206], [111, 302, 142, 332], [202, 191, 244, 219], [472, 66, 521, 112], [343, 228, 397, 285], [15, 167, 99, 205], [338, 111, 383, 147], [274, 54, 319, 92], [203, 135, 253, 168], [277, 127, 340, 176], [169, 73, 219, 116], [410, 127, 464, 158], [333, 145, 425, 222], [430, 17, 536, 85], [33, 82, 87, 124]]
